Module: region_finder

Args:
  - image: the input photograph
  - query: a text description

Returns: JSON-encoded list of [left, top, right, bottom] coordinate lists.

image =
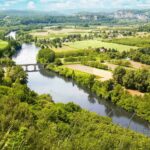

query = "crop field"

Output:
[[65, 64, 113, 81], [0, 40, 8, 50], [107, 37, 150, 47], [129, 60, 150, 69], [64, 39, 137, 52], [127, 89, 144, 96], [30, 28, 91, 39]]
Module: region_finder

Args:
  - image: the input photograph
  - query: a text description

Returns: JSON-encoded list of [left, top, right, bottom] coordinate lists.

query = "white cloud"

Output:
[[1, 0, 150, 11], [27, 1, 36, 10]]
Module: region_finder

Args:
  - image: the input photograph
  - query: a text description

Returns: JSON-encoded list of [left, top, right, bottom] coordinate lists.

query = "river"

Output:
[[8, 31, 150, 136]]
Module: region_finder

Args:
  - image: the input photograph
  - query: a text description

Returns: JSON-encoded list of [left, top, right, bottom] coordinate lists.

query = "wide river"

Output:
[[9, 31, 150, 136]]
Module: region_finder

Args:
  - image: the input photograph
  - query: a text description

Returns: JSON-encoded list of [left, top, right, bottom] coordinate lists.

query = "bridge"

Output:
[[18, 63, 40, 72]]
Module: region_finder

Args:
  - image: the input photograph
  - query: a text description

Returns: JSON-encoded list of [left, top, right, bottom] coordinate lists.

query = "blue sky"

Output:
[[0, 0, 150, 12]]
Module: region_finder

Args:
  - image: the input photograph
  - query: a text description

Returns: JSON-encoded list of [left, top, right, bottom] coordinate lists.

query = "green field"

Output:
[[30, 28, 90, 39], [107, 37, 150, 47], [65, 39, 137, 51], [0, 40, 8, 50]]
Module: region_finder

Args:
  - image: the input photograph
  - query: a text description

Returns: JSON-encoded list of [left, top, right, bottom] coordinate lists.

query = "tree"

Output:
[[37, 49, 55, 64], [0, 67, 4, 84], [113, 67, 126, 84], [55, 59, 62, 66], [123, 70, 135, 89], [5, 66, 27, 85]]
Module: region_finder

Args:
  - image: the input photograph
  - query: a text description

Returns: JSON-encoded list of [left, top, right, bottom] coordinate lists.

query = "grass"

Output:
[[64, 39, 137, 52], [30, 28, 91, 39], [65, 64, 113, 81], [0, 40, 8, 50], [107, 37, 150, 47]]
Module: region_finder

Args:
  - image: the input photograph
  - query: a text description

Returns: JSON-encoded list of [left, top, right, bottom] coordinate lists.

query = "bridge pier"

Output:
[[25, 65, 28, 71], [18, 63, 40, 72], [34, 64, 36, 71]]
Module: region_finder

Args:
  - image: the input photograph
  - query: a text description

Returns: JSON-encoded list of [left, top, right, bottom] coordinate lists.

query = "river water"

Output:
[[8, 31, 150, 136]]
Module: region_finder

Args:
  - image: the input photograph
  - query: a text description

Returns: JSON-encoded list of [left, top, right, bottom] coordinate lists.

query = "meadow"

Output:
[[107, 37, 150, 47], [0, 40, 8, 50], [30, 28, 91, 39], [64, 39, 137, 52]]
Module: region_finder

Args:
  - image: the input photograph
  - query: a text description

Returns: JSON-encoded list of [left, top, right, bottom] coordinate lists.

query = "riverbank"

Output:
[[45, 64, 150, 124], [0, 73, 150, 148]]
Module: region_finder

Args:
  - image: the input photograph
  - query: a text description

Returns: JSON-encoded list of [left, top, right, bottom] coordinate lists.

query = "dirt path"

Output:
[[126, 89, 144, 97], [129, 60, 150, 69], [65, 64, 113, 81]]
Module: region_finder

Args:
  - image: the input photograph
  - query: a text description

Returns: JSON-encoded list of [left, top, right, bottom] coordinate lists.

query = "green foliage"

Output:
[[129, 48, 150, 65], [0, 79, 150, 149], [0, 38, 21, 58], [53, 67, 95, 89], [0, 58, 15, 66], [64, 56, 96, 63], [110, 59, 131, 67], [48, 65, 150, 123], [16, 31, 34, 43], [55, 49, 94, 58], [37, 48, 55, 64], [108, 37, 150, 47], [82, 61, 108, 70], [55, 58, 63, 66], [113, 67, 126, 84], [0, 67, 4, 83], [4, 66, 28, 85], [113, 67, 150, 92]]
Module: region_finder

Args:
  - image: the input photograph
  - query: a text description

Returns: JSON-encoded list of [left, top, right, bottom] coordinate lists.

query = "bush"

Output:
[[55, 58, 62, 66], [82, 61, 108, 70], [113, 67, 150, 92], [37, 48, 55, 64]]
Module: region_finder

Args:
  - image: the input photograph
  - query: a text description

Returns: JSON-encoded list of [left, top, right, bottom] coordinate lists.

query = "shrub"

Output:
[[37, 49, 55, 64]]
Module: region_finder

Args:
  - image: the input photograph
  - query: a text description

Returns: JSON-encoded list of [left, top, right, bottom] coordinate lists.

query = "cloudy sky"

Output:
[[0, 0, 150, 12]]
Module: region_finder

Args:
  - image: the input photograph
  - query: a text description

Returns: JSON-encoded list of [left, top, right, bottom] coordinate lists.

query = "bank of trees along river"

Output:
[[37, 47, 150, 123]]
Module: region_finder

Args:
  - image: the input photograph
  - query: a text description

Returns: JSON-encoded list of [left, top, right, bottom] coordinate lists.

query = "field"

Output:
[[30, 28, 91, 39], [65, 64, 113, 81], [129, 60, 150, 69], [65, 39, 137, 51], [107, 37, 150, 47], [52, 39, 137, 52], [0, 40, 8, 50], [127, 89, 144, 96], [64, 39, 137, 52]]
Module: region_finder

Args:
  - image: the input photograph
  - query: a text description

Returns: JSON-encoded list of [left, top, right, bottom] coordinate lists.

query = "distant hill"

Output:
[[0, 9, 150, 26], [76, 9, 150, 22], [0, 10, 63, 17]]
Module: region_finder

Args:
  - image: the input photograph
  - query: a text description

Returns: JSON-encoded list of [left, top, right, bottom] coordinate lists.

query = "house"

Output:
[[99, 47, 107, 52]]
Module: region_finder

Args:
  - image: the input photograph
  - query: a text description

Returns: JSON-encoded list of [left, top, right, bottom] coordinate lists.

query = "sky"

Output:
[[0, 0, 150, 12]]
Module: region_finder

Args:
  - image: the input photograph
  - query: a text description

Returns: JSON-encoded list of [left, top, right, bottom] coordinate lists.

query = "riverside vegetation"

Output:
[[37, 48, 150, 123], [0, 65, 150, 149]]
